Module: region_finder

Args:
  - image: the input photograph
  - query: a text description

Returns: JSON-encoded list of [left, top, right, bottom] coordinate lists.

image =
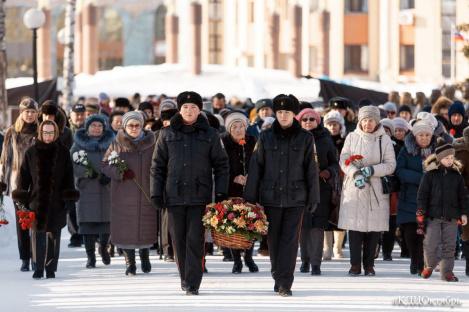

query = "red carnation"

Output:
[[450, 129, 456, 137], [123, 169, 135, 181], [238, 138, 246, 146]]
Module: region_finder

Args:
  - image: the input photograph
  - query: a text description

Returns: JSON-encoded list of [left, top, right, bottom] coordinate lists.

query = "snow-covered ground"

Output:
[[1, 196, 468, 312]]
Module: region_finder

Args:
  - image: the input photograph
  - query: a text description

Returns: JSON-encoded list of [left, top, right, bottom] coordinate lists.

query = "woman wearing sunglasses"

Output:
[[296, 108, 339, 276]]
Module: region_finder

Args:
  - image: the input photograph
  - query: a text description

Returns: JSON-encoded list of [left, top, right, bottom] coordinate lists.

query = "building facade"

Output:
[[4, 0, 469, 84]]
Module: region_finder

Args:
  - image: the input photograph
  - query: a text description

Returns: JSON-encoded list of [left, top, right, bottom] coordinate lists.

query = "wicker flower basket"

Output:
[[211, 229, 253, 250]]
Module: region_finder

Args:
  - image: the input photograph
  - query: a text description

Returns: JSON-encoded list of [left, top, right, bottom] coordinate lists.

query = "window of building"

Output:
[[400, 0, 415, 10], [344, 0, 368, 13], [209, 0, 223, 64], [399, 45, 414, 71], [344, 45, 368, 73], [154, 5, 167, 64]]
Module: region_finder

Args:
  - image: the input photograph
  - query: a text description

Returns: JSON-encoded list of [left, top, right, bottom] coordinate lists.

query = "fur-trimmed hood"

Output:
[[423, 153, 463, 173], [404, 132, 437, 156], [73, 128, 115, 152]]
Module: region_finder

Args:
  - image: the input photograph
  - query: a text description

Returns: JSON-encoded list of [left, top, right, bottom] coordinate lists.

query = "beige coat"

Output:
[[338, 125, 396, 232]]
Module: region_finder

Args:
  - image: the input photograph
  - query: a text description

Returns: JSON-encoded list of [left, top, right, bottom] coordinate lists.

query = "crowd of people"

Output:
[[0, 86, 469, 297]]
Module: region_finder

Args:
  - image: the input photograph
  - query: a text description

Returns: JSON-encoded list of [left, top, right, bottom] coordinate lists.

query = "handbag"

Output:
[[379, 136, 400, 194]]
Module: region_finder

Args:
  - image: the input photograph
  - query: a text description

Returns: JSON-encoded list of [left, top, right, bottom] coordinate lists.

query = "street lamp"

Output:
[[23, 8, 46, 102]]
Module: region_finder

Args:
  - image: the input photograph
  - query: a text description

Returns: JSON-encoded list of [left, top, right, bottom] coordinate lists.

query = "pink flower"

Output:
[[228, 213, 235, 220]]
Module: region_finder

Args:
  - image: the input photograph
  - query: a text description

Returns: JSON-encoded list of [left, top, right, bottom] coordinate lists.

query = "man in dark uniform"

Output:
[[151, 91, 229, 295], [244, 94, 319, 297]]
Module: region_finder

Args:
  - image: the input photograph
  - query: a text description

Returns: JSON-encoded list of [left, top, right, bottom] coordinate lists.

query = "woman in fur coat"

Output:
[[13, 120, 79, 279], [0, 97, 39, 272]]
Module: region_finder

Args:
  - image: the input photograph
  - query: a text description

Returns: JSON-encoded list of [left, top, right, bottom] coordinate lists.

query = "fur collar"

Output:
[[423, 153, 463, 173], [73, 128, 115, 152], [170, 113, 210, 132], [272, 119, 301, 137], [404, 133, 437, 156], [115, 129, 155, 152]]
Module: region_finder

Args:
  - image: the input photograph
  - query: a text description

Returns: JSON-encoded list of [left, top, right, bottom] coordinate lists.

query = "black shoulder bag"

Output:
[[379, 136, 400, 194]]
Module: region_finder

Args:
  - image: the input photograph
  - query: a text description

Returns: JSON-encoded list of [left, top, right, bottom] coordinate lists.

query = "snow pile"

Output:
[[73, 64, 321, 102]]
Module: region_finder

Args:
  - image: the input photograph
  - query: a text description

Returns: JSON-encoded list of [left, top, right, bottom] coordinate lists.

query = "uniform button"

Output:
[[280, 170, 283, 173], [279, 187, 283, 191], [183, 182, 187, 186], [184, 144, 188, 147], [280, 152, 284, 155], [183, 163, 187, 167]]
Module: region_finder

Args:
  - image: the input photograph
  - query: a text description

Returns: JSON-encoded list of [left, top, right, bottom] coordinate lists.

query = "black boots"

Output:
[[232, 260, 243, 274], [139, 248, 152, 273], [99, 245, 111, 265], [311, 265, 321, 275], [123, 249, 137, 276], [300, 261, 310, 273], [84, 236, 96, 269], [244, 247, 258, 273], [20, 259, 30, 272]]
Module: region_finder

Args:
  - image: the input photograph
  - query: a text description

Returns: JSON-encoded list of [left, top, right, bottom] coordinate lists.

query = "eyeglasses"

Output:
[[387, 111, 396, 115], [301, 117, 316, 122], [41, 131, 55, 136], [126, 124, 141, 129], [89, 124, 103, 128]]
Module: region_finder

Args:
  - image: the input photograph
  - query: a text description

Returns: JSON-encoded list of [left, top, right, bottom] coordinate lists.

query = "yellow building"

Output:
[[5, 0, 469, 84]]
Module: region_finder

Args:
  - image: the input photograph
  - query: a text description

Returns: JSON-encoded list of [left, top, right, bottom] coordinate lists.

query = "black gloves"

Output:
[[98, 174, 111, 186], [215, 193, 228, 203], [152, 196, 164, 211], [308, 204, 318, 214]]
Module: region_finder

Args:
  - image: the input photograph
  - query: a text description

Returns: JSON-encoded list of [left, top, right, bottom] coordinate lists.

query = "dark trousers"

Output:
[[67, 203, 82, 244], [349, 230, 380, 268], [265, 206, 303, 290], [231, 245, 254, 262], [84, 234, 110, 256], [300, 227, 325, 266], [382, 215, 397, 257], [400, 222, 424, 272], [168, 205, 205, 289], [14, 202, 31, 261], [31, 229, 61, 274], [161, 209, 173, 257]]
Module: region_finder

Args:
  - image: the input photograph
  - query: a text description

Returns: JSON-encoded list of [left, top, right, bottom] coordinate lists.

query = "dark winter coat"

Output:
[[70, 128, 115, 226], [453, 137, 469, 241], [221, 133, 256, 198], [150, 113, 230, 207], [0, 133, 3, 161], [417, 155, 469, 220], [247, 118, 264, 139], [14, 140, 78, 232], [102, 130, 157, 246], [303, 124, 339, 229], [0, 124, 37, 195], [330, 134, 345, 155], [244, 119, 320, 210], [448, 120, 469, 139], [396, 133, 437, 225]]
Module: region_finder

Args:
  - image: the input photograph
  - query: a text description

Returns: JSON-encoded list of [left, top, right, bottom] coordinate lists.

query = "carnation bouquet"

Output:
[[15, 202, 35, 230], [203, 197, 268, 249], [72, 150, 97, 178]]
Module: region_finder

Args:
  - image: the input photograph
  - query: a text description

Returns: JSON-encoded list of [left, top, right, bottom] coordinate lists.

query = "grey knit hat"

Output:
[[225, 112, 248, 133], [122, 111, 144, 128], [392, 117, 411, 131], [411, 120, 434, 136], [358, 105, 381, 124], [380, 118, 394, 134], [159, 99, 177, 114], [383, 101, 397, 113]]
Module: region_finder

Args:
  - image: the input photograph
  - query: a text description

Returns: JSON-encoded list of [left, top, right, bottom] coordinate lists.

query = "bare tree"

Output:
[[0, 0, 8, 130], [63, 0, 76, 112]]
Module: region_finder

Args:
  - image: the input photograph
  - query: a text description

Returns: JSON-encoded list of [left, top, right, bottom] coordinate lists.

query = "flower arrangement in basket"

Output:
[[203, 197, 268, 250]]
